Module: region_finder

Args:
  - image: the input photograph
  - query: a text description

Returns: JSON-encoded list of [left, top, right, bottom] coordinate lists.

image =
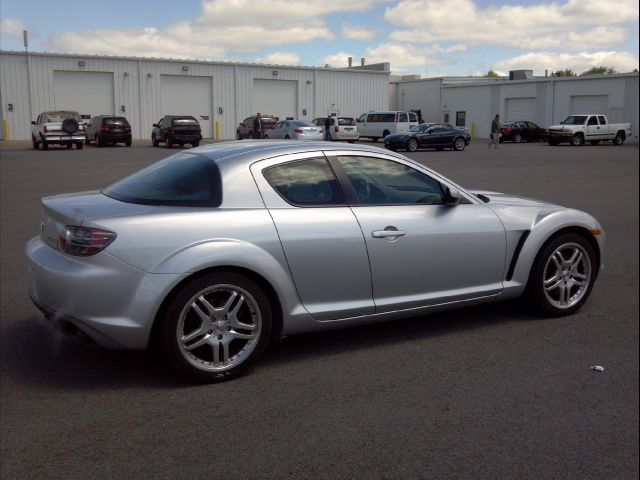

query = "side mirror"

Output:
[[31, 121, 36, 125], [444, 186, 463, 206], [152, 123, 159, 128]]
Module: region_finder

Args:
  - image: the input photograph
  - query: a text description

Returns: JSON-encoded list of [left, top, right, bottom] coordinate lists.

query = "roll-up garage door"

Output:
[[54, 71, 114, 117], [160, 75, 213, 138], [505, 97, 536, 121], [253, 79, 297, 120], [570, 95, 608, 115]]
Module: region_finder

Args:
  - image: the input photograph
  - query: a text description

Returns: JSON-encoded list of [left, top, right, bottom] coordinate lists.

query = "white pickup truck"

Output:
[[31, 111, 86, 150], [547, 114, 631, 146]]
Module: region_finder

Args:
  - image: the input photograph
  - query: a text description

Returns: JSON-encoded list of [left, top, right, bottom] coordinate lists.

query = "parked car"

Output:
[[26, 141, 604, 382], [152, 116, 202, 148], [264, 120, 323, 140], [31, 110, 86, 150], [500, 121, 547, 143], [85, 115, 132, 147], [236, 115, 279, 139], [547, 114, 631, 146], [357, 111, 419, 141], [384, 123, 470, 151], [312, 117, 359, 142]]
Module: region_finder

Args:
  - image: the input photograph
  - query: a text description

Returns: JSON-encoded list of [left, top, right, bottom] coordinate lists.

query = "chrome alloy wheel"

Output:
[[177, 284, 261, 372], [454, 138, 466, 151], [542, 242, 592, 309]]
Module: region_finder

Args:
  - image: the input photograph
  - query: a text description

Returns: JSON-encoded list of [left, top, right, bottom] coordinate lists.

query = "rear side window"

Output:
[[338, 118, 356, 126], [263, 158, 345, 207], [367, 113, 396, 122], [102, 153, 221, 207]]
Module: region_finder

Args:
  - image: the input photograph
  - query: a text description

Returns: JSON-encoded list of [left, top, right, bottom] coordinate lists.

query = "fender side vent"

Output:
[[506, 230, 530, 281]]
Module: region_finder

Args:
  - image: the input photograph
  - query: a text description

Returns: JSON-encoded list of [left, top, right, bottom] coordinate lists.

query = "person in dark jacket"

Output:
[[253, 113, 263, 139], [324, 116, 333, 141], [489, 114, 500, 148]]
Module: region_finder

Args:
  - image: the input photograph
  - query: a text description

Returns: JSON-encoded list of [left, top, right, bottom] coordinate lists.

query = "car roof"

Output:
[[189, 140, 406, 170]]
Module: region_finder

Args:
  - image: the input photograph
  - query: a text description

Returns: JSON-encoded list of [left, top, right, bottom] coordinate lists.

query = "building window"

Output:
[[456, 111, 466, 127]]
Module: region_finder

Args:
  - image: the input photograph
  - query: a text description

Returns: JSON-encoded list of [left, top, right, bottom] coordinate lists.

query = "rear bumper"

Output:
[[169, 134, 202, 142], [42, 134, 85, 143], [25, 236, 184, 350], [334, 132, 359, 141], [99, 133, 132, 142]]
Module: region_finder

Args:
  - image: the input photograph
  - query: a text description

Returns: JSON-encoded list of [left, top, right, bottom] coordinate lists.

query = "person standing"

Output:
[[324, 116, 333, 141], [253, 113, 263, 139], [489, 114, 501, 148]]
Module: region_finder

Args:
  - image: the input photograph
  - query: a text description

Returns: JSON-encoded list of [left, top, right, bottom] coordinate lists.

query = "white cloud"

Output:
[[385, 0, 638, 50], [44, 0, 375, 60], [341, 24, 377, 41], [1, 18, 26, 37], [494, 51, 640, 75], [256, 52, 302, 65], [320, 43, 456, 71]]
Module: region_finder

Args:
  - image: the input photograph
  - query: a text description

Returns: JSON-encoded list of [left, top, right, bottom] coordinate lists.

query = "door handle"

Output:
[[372, 228, 406, 239]]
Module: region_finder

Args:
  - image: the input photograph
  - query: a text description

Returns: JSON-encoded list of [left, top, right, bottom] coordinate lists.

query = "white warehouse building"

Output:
[[390, 72, 639, 143], [0, 51, 390, 141]]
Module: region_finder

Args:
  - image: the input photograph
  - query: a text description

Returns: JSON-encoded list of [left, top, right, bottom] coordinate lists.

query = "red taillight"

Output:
[[293, 129, 303, 134], [58, 226, 116, 256], [100, 124, 109, 132], [503, 127, 511, 135], [170, 128, 176, 134], [124, 126, 131, 133], [334, 126, 339, 132], [44, 126, 48, 133]]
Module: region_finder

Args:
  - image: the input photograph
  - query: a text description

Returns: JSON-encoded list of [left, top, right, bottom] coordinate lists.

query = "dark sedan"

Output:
[[385, 123, 470, 152], [500, 121, 547, 143]]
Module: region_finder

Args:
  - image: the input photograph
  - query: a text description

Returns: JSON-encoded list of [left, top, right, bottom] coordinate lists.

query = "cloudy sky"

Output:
[[1, 0, 638, 76]]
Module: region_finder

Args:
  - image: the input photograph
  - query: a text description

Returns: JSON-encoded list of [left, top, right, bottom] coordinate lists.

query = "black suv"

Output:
[[152, 116, 202, 148], [85, 115, 132, 147]]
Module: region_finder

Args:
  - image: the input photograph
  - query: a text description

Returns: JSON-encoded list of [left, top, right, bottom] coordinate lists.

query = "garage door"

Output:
[[160, 75, 213, 138], [570, 95, 608, 115], [505, 97, 536, 121], [54, 71, 114, 117], [253, 79, 297, 120]]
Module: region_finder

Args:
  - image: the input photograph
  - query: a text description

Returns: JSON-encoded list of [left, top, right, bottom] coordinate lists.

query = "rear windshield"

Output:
[[46, 112, 80, 122], [291, 121, 312, 127], [338, 118, 356, 126], [173, 118, 199, 126], [262, 118, 278, 125], [102, 153, 221, 207], [104, 117, 129, 125]]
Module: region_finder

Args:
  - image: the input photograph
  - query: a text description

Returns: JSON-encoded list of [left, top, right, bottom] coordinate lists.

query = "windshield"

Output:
[[561, 115, 587, 125]]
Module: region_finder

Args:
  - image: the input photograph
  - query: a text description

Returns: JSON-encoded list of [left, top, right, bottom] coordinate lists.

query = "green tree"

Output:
[[581, 66, 616, 75], [486, 70, 500, 77], [551, 69, 577, 77]]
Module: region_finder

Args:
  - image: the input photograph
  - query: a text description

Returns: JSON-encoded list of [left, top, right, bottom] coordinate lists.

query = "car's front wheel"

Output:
[[453, 137, 466, 151], [160, 272, 272, 382], [513, 133, 522, 143], [526, 233, 596, 317], [407, 138, 418, 152]]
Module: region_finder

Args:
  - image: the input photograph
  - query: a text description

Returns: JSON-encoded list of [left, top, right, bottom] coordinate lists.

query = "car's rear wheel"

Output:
[[613, 132, 625, 145], [152, 134, 159, 147], [192, 141, 199, 148], [407, 138, 418, 152], [236, 131, 242, 140], [514, 134, 522, 143], [42, 139, 48, 150], [165, 136, 173, 148], [76, 142, 83, 150], [383, 130, 390, 138], [526, 233, 596, 317], [453, 137, 466, 151], [66, 143, 73, 149], [160, 272, 272, 382], [32, 136, 40, 149], [125, 139, 132, 147]]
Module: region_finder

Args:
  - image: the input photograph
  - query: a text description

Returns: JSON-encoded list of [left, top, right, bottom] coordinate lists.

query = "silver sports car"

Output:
[[26, 141, 605, 382]]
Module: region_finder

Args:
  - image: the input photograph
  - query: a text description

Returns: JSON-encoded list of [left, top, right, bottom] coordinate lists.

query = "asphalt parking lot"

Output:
[[1, 139, 638, 479]]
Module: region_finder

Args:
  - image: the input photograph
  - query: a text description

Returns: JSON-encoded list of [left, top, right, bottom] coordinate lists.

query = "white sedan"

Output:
[[265, 120, 323, 140]]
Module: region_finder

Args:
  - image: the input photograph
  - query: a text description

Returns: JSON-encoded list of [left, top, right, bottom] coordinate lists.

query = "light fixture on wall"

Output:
[[78, 61, 86, 67], [182, 65, 189, 72], [305, 80, 312, 85], [272, 70, 278, 77], [147, 73, 153, 77], [218, 107, 223, 114], [123, 72, 130, 77]]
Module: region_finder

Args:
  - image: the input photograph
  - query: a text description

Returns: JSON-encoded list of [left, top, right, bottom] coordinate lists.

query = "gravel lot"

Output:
[[1, 139, 638, 479]]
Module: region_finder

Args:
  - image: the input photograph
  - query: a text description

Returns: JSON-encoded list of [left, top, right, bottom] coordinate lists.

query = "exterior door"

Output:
[[251, 153, 374, 321], [330, 153, 506, 313], [586, 116, 603, 140]]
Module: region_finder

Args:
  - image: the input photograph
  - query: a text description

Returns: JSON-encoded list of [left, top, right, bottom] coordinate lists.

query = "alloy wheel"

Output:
[[542, 242, 592, 309]]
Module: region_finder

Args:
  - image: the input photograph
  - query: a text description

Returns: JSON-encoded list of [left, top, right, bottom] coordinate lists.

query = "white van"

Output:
[[357, 111, 419, 141]]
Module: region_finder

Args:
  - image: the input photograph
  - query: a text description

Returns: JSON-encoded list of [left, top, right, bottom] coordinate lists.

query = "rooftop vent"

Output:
[[509, 70, 533, 80]]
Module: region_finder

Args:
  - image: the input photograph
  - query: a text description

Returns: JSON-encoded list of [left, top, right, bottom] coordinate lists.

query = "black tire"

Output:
[[125, 139, 132, 147], [165, 136, 173, 148], [382, 130, 390, 138], [613, 132, 625, 146], [152, 134, 159, 147], [264, 134, 269, 139], [514, 134, 522, 143], [159, 272, 272, 382], [525, 233, 597, 317], [284, 135, 291, 140], [42, 139, 48, 150], [95, 134, 102, 147], [371, 137, 379, 142], [32, 136, 40, 149], [236, 131, 242, 140], [191, 141, 199, 148], [76, 142, 83, 150], [407, 138, 418, 152], [66, 143, 73, 149], [452, 137, 466, 151], [62, 118, 79, 134], [571, 134, 584, 146]]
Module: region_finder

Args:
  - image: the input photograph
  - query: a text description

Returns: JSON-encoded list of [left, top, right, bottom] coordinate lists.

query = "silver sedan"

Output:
[[26, 141, 605, 382], [264, 120, 323, 140]]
